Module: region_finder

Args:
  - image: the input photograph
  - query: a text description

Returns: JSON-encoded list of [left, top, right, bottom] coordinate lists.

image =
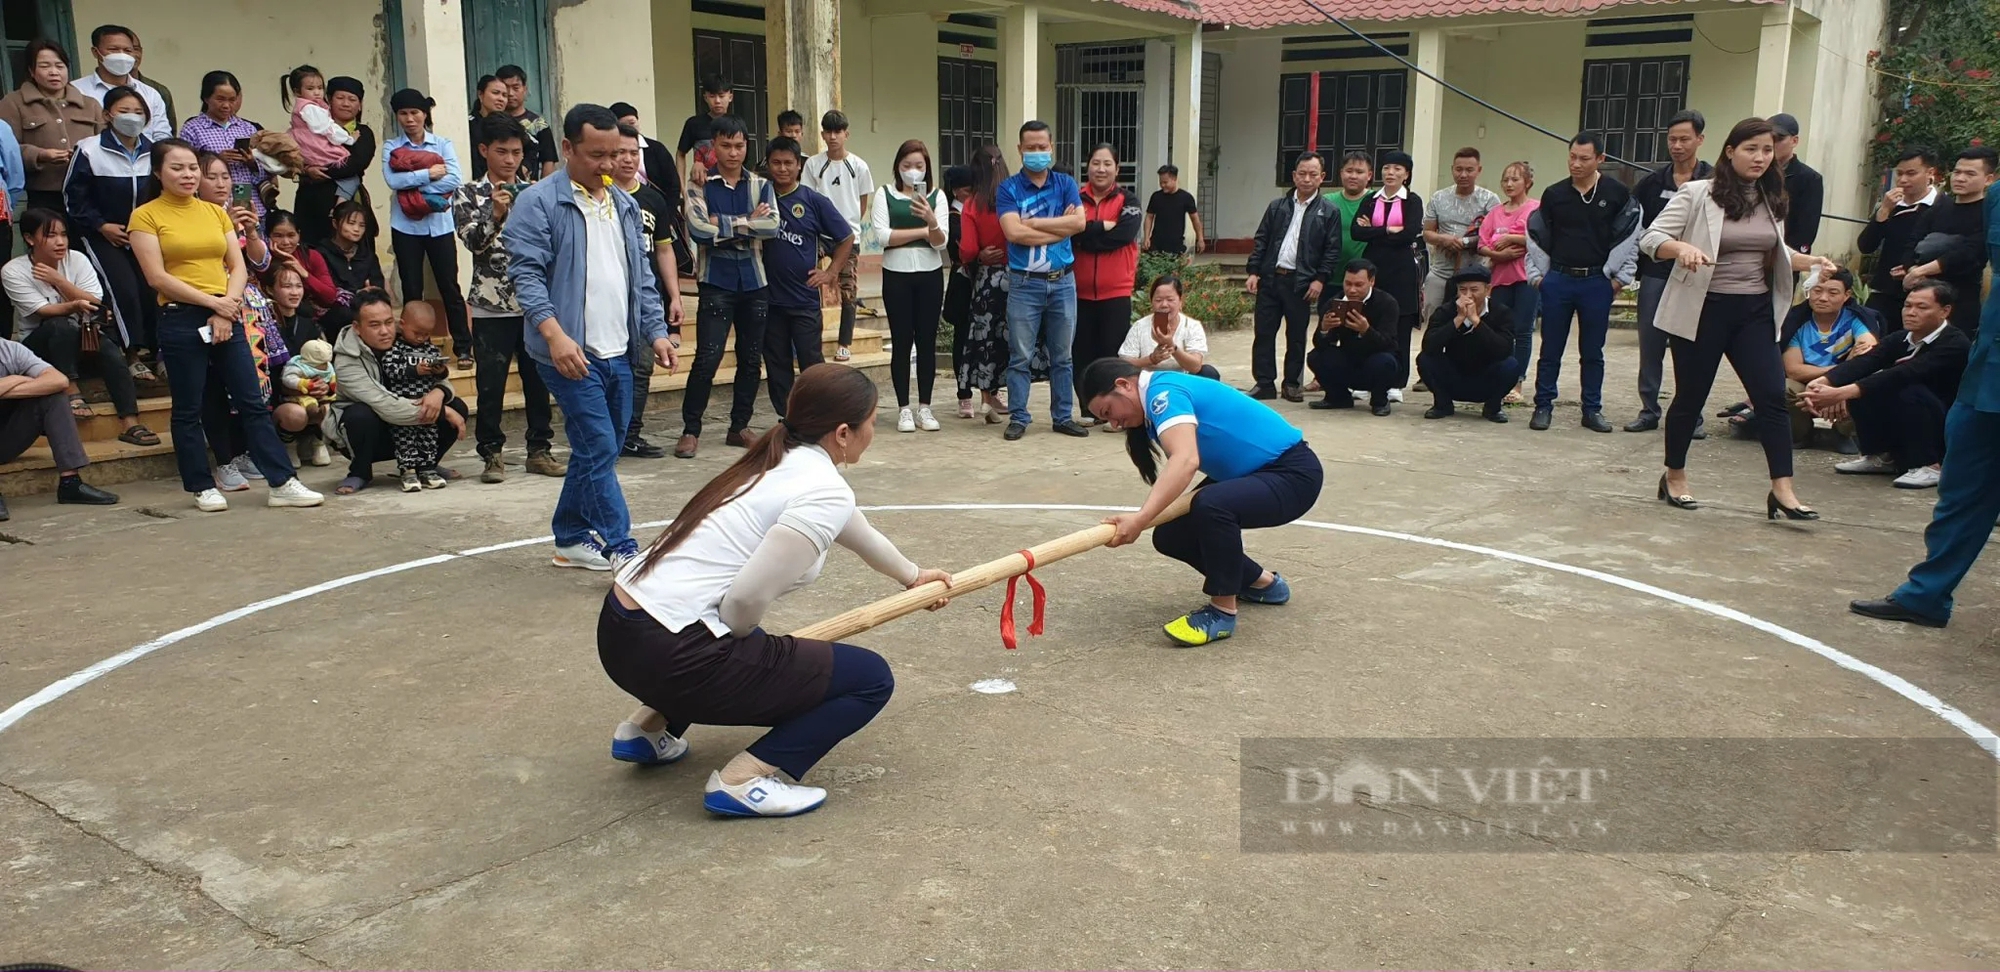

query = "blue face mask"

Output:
[[1023, 151, 1053, 173]]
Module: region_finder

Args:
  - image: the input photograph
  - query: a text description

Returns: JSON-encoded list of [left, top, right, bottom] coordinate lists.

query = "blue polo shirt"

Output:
[[1142, 371, 1302, 481], [764, 184, 852, 309], [994, 169, 1081, 273]]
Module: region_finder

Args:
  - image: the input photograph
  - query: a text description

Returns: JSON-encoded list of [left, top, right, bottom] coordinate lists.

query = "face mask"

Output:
[[110, 114, 146, 138], [900, 168, 926, 189], [102, 53, 136, 76], [1022, 151, 1053, 173]]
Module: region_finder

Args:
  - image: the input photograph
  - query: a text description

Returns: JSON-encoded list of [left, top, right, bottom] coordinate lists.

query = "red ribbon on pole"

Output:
[[998, 550, 1047, 650]]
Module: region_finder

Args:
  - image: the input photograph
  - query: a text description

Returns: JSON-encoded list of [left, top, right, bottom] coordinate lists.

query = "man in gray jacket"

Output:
[[506, 103, 676, 572], [323, 291, 468, 494]]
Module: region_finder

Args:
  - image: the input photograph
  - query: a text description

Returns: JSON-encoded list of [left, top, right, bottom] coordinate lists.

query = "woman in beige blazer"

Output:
[[1639, 117, 1837, 520]]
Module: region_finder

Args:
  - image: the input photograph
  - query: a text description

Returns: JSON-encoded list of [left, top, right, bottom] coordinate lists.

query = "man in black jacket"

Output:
[[1246, 151, 1341, 402], [1625, 110, 1711, 434], [1770, 113, 1823, 254], [612, 101, 691, 275], [1417, 266, 1516, 422], [1307, 259, 1400, 415], [1804, 280, 1971, 490], [1897, 145, 1995, 337], [1856, 145, 1940, 334]]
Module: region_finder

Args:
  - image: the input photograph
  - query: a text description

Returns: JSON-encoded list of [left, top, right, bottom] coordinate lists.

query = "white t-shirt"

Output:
[[616, 444, 857, 637], [803, 152, 875, 224], [578, 188, 630, 359], [2, 251, 103, 339], [1119, 313, 1210, 371]]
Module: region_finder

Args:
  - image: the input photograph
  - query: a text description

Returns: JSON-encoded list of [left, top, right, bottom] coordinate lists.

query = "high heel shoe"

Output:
[[1657, 474, 1698, 510], [1767, 491, 1820, 521]]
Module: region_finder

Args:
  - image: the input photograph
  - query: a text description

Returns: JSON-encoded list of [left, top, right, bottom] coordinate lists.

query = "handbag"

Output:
[[77, 299, 111, 353]]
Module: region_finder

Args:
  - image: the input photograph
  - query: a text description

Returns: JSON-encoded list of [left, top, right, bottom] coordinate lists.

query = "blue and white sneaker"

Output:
[[1239, 572, 1291, 605], [553, 537, 613, 571], [1164, 604, 1238, 647], [702, 769, 827, 817], [610, 721, 689, 765], [606, 539, 641, 575]]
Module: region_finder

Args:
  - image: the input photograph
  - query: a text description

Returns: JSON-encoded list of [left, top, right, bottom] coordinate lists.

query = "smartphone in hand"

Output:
[[231, 183, 256, 209]]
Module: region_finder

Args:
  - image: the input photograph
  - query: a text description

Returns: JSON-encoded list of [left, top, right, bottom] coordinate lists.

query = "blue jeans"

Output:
[[1534, 272, 1617, 411], [157, 303, 296, 492], [1004, 272, 1077, 426], [1892, 402, 2000, 621], [538, 353, 633, 551], [1491, 280, 1539, 384]]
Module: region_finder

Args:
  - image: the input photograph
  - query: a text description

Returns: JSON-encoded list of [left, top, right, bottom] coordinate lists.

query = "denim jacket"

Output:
[[504, 173, 668, 366]]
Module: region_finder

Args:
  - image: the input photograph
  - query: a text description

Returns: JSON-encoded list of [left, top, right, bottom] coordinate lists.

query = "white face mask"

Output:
[[110, 113, 147, 138], [101, 53, 136, 77], [901, 168, 926, 190]]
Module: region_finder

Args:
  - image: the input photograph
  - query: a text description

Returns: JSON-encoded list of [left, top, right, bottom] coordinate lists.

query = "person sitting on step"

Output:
[[0, 335, 119, 520], [1805, 279, 1970, 491], [1780, 268, 1876, 453], [1118, 274, 1219, 379]]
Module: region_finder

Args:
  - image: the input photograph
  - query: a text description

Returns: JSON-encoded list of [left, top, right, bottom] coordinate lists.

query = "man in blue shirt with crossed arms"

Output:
[[996, 120, 1091, 441], [1082, 358, 1325, 646]]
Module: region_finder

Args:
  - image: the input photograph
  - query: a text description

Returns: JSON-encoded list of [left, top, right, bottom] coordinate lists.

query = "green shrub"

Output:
[[1132, 254, 1253, 331]]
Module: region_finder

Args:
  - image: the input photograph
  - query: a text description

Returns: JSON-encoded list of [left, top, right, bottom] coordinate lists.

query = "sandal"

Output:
[[69, 395, 92, 419], [834, 346, 851, 362], [118, 424, 161, 446], [335, 475, 367, 495]]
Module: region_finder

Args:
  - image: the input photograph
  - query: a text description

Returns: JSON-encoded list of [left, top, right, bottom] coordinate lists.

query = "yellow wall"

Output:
[[652, 0, 693, 136], [1795, 0, 1889, 260], [840, 10, 940, 184], [551, 0, 655, 131]]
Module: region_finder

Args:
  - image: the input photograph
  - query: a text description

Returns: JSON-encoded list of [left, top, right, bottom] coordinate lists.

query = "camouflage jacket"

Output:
[[452, 177, 530, 315]]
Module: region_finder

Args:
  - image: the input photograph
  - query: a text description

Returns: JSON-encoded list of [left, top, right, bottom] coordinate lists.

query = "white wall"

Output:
[[551, 0, 655, 129], [1794, 0, 1888, 260], [1210, 34, 1282, 240]]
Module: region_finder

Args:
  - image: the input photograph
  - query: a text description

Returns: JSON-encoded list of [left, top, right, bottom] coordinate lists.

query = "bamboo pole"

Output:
[[789, 491, 1197, 642]]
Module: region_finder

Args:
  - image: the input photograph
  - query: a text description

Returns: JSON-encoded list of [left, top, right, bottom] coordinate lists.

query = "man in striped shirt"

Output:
[[679, 114, 779, 458]]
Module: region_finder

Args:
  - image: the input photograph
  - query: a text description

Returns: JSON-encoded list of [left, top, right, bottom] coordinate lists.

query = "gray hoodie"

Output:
[[319, 323, 455, 452]]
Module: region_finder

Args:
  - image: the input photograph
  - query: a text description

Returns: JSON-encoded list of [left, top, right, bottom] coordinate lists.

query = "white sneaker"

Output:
[[610, 721, 689, 765], [193, 488, 228, 512], [702, 769, 826, 817], [1836, 454, 1900, 475], [231, 453, 264, 483], [267, 478, 324, 508], [1894, 465, 1942, 490], [1387, 388, 1404, 403], [553, 539, 613, 571], [1351, 389, 1368, 402], [309, 441, 332, 467], [916, 405, 940, 431], [897, 406, 916, 433], [214, 463, 250, 492]]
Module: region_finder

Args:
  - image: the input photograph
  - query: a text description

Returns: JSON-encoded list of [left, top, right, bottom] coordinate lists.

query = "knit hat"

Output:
[[389, 88, 433, 114], [1381, 150, 1415, 172], [327, 76, 364, 100], [1448, 265, 1492, 290]]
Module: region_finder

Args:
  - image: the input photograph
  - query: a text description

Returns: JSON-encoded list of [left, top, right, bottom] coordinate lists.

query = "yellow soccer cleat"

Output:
[[1163, 605, 1237, 647]]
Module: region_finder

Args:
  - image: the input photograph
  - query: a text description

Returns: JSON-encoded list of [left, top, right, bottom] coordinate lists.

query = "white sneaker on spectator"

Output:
[[267, 479, 324, 507], [554, 539, 613, 571], [917, 405, 940, 431], [194, 488, 228, 512], [897, 407, 916, 433], [702, 769, 826, 817], [1894, 465, 1942, 490], [214, 463, 250, 492], [1387, 389, 1404, 403], [1351, 389, 1367, 402], [1836, 454, 1900, 475], [231, 453, 264, 483]]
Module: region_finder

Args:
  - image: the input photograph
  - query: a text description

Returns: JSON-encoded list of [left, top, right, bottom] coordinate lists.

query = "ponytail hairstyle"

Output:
[[1711, 116, 1790, 222], [281, 64, 322, 111], [1079, 357, 1162, 485], [631, 364, 880, 578]]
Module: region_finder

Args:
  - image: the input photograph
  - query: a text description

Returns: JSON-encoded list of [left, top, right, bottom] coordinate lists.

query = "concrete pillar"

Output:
[[1001, 5, 1040, 145], [1409, 29, 1446, 195], [1171, 27, 1201, 207], [554, 0, 657, 129], [1753, 3, 1794, 119], [1142, 39, 1174, 185], [398, 0, 471, 290], [767, 0, 842, 155]]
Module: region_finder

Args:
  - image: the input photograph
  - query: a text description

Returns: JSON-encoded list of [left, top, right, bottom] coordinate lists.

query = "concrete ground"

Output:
[[4, 327, 1998, 970]]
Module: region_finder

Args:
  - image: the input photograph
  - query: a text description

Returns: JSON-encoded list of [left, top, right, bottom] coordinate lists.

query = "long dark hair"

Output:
[[1711, 117, 1790, 222], [632, 364, 880, 578], [969, 144, 1009, 212], [1080, 358, 1161, 484]]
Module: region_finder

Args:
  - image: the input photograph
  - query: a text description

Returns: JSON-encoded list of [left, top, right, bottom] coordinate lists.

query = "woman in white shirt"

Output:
[[1119, 274, 1219, 379], [602, 363, 952, 817], [869, 138, 949, 433], [1, 207, 158, 444]]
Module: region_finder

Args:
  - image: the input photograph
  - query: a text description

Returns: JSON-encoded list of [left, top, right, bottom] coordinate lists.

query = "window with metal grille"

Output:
[[937, 58, 997, 169], [1275, 69, 1406, 187], [1055, 44, 1145, 193], [1579, 56, 1690, 184]]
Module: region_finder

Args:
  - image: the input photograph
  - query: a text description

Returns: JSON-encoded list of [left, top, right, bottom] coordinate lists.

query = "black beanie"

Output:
[[327, 76, 364, 100], [389, 88, 433, 114]]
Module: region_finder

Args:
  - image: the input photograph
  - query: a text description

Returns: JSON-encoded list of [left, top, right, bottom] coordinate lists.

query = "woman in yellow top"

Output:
[[129, 138, 322, 512]]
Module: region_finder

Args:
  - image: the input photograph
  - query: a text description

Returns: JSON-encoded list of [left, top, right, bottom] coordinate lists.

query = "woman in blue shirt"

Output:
[[1083, 357, 1324, 646], [381, 88, 469, 368]]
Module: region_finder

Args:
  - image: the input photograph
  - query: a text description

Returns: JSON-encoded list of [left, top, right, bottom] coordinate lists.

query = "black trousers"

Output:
[[1308, 346, 1398, 403], [1666, 292, 1791, 478], [945, 268, 973, 400], [763, 304, 826, 417], [683, 284, 767, 437], [0, 224, 12, 341], [391, 230, 470, 357], [1151, 442, 1324, 597], [1251, 272, 1313, 390], [84, 238, 157, 353], [882, 268, 942, 407], [1864, 288, 1907, 341], [1850, 382, 1948, 469], [1072, 296, 1131, 399], [22, 318, 140, 417], [470, 313, 553, 459], [1417, 351, 1518, 407], [338, 398, 468, 481]]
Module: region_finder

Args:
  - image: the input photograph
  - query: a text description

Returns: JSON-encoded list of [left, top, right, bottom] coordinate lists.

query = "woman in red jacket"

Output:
[[956, 145, 1015, 423], [1070, 144, 1142, 419], [261, 210, 338, 310]]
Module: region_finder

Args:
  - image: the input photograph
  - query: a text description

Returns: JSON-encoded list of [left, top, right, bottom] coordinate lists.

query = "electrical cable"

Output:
[[1292, 0, 1873, 225]]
